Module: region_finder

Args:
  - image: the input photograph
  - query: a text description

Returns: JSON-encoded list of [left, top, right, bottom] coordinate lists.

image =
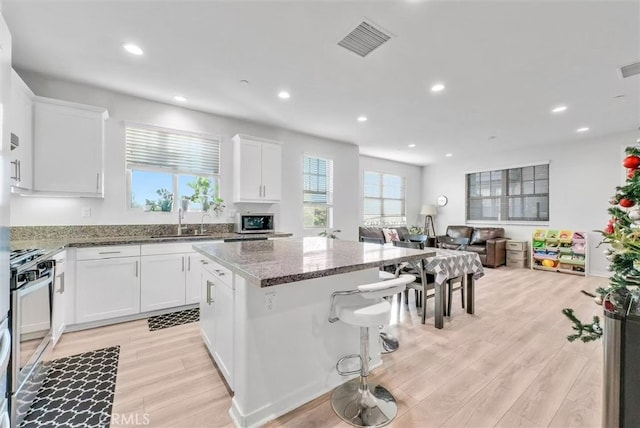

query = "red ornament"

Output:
[[629, 169, 640, 179], [620, 198, 636, 208], [623, 155, 640, 169]]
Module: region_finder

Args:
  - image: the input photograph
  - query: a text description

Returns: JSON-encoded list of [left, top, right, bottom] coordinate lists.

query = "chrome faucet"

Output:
[[178, 207, 184, 236], [201, 213, 211, 235]]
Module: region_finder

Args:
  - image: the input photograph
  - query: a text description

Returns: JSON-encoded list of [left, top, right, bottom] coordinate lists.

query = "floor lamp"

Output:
[[421, 204, 437, 237]]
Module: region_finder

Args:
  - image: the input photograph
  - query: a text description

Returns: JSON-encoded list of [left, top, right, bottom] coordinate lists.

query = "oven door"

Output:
[[0, 317, 10, 427], [11, 274, 53, 426]]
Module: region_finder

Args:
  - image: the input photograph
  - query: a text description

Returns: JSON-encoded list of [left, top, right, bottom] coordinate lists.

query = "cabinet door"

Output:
[[185, 253, 206, 305], [76, 257, 140, 323], [235, 139, 262, 201], [214, 279, 234, 389], [140, 254, 186, 312], [33, 99, 106, 195], [9, 72, 33, 191], [200, 269, 216, 351], [261, 142, 282, 202], [51, 251, 66, 347]]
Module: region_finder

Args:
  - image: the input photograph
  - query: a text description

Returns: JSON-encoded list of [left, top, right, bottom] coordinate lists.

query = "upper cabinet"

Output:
[[33, 97, 108, 197], [9, 70, 34, 192], [232, 134, 282, 203]]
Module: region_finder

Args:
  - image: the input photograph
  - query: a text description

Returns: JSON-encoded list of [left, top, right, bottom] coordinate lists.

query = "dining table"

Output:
[[415, 248, 485, 328]]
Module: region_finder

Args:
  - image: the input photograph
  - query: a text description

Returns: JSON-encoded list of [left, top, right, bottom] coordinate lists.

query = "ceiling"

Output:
[[3, 0, 640, 165]]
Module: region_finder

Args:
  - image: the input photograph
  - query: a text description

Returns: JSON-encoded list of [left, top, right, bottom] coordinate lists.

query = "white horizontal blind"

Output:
[[126, 125, 220, 175], [304, 156, 333, 204], [363, 171, 406, 226]]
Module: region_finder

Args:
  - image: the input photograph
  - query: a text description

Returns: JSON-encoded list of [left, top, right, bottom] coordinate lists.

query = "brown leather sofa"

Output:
[[439, 225, 507, 268]]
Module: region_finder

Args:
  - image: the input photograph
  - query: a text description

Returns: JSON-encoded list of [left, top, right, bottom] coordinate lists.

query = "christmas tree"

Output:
[[563, 146, 640, 342]]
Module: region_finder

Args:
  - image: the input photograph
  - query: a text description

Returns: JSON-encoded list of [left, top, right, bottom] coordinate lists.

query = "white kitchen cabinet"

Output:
[[33, 97, 108, 196], [232, 134, 282, 203], [9, 69, 34, 192], [75, 249, 141, 323], [200, 260, 234, 389], [140, 254, 187, 312], [185, 252, 207, 304], [51, 250, 66, 347]]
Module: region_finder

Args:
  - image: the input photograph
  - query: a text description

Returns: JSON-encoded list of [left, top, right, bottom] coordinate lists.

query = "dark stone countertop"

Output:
[[10, 232, 293, 252], [193, 237, 435, 287]]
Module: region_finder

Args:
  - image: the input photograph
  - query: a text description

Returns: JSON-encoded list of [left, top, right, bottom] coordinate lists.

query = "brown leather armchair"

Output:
[[439, 225, 507, 268]]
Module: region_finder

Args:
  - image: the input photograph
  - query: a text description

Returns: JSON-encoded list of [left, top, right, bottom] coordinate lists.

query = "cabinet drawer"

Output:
[[507, 250, 528, 261], [76, 245, 140, 260], [506, 241, 527, 251], [202, 260, 232, 285], [141, 242, 195, 256], [506, 259, 528, 268]]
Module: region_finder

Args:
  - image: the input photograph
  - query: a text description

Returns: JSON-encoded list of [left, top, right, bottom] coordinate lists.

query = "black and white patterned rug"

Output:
[[147, 308, 200, 331], [20, 346, 120, 428]]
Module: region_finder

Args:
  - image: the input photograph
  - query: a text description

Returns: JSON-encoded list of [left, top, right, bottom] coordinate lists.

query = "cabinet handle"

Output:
[[263, 185, 266, 198], [96, 173, 101, 191], [188, 256, 191, 271], [57, 272, 65, 294], [182, 256, 185, 272], [10, 160, 18, 181], [17, 160, 21, 182], [135, 260, 139, 277], [206, 279, 214, 304], [259, 185, 262, 197], [99, 251, 121, 255], [200, 260, 209, 265]]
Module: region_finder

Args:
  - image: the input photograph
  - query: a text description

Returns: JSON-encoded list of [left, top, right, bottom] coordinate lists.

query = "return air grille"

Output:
[[620, 61, 640, 78], [338, 21, 392, 57]]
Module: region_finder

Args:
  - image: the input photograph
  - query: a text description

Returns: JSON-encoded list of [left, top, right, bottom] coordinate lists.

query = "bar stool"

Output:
[[377, 270, 414, 354], [328, 274, 414, 427]]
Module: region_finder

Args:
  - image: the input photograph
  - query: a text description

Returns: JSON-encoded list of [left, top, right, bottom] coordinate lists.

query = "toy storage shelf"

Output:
[[531, 229, 586, 276]]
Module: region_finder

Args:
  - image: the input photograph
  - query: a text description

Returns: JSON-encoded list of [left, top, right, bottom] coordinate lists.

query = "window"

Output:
[[303, 156, 333, 228], [126, 124, 221, 212], [363, 171, 406, 226], [467, 163, 549, 222]]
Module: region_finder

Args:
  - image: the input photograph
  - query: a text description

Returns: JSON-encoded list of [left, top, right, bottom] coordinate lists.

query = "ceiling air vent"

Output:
[[620, 61, 640, 78], [338, 20, 393, 58]]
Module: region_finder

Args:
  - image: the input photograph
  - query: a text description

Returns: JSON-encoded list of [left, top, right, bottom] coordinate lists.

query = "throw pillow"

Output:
[[382, 228, 400, 242]]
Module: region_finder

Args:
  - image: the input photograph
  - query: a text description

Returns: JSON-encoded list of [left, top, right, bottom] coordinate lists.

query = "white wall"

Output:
[[10, 71, 366, 240], [422, 131, 635, 276], [359, 155, 423, 228]]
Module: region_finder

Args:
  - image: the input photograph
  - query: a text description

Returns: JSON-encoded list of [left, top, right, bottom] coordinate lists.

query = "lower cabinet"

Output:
[[52, 250, 67, 346], [140, 254, 186, 312], [200, 261, 235, 390], [76, 255, 141, 324]]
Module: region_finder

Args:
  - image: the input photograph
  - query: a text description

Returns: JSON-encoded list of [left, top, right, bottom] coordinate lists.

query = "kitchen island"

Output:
[[193, 237, 434, 428]]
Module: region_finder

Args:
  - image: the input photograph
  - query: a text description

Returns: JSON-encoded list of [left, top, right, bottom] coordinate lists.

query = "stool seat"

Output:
[[378, 271, 396, 280], [336, 298, 391, 327]]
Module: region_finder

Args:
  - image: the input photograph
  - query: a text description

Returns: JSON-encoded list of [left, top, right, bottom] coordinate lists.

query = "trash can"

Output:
[[602, 289, 640, 428]]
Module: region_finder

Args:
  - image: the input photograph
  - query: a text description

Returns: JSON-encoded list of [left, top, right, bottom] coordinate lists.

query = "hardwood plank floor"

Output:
[[50, 267, 608, 427]]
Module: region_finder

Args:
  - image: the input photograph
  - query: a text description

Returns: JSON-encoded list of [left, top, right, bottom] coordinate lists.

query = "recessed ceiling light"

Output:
[[408, 144, 416, 148], [551, 105, 567, 113], [431, 83, 445, 92], [173, 95, 187, 103], [278, 91, 290, 99], [576, 127, 590, 133], [357, 116, 368, 122], [123, 43, 143, 56], [445, 153, 453, 157]]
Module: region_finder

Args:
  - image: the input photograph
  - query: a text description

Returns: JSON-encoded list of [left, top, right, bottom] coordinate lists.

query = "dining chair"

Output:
[[392, 240, 436, 308], [436, 236, 470, 316], [360, 236, 385, 244]]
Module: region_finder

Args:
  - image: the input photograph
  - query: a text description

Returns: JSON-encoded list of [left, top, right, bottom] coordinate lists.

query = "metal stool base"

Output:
[[331, 378, 398, 427]]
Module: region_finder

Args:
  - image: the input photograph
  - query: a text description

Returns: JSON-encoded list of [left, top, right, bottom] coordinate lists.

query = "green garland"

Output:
[[562, 309, 603, 342]]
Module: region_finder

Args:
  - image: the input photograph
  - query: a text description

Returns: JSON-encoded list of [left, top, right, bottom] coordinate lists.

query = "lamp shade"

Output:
[[420, 204, 437, 216]]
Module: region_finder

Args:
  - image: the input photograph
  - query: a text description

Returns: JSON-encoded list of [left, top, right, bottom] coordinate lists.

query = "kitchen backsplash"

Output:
[[11, 223, 235, 240]]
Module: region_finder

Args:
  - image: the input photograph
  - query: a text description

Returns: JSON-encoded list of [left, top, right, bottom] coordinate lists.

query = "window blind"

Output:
[[126, 125, 220, 175], [304, 156, 333, 204]]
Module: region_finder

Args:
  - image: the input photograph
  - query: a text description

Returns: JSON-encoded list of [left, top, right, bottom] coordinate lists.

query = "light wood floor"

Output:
[[50, 267, 608, 428]]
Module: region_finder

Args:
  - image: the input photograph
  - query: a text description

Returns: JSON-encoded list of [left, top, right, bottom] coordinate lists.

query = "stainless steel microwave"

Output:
[[237, 213, 275, 234]]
